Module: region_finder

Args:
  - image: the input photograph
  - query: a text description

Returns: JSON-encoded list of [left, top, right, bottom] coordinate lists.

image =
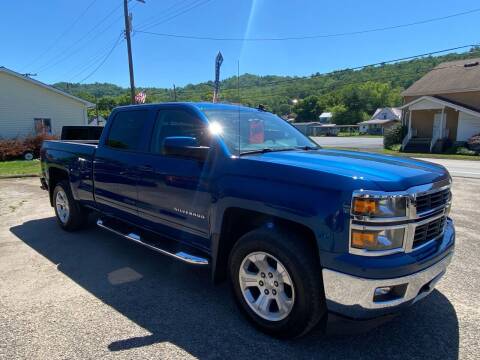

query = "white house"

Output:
[[359, 107, 402, 134], [399, 58, 480, 152], [0, 67, 94, 138], [319, 112, 333, 123]]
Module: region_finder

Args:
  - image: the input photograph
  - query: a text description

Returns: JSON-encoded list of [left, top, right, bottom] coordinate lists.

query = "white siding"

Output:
[[0, 72, 88, 138], [457, 112, 480, 142]]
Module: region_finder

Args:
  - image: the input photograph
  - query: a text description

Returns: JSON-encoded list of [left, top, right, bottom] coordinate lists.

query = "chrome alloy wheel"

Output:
[[55, 190, 70, 224], [239, 252, 295, 321]]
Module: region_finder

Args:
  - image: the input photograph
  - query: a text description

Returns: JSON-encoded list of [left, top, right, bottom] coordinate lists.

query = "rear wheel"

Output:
[[229, 228, 326, 338], [53, 181, 87, 231], [23, 151, 34, 161]]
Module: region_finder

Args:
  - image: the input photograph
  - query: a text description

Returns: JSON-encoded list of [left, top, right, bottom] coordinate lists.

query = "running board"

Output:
[[97, 219, 209, 266]]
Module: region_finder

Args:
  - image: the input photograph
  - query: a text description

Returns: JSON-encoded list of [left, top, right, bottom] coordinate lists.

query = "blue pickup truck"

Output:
[[40, 102, 455, 338]]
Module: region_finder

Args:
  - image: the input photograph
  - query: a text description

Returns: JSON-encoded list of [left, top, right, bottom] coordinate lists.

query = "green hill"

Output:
[[53, 47, 480, 123]]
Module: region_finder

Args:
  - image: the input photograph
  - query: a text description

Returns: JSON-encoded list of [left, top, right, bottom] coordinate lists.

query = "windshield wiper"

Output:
[[239, 147, 294, 155], [295, 145, 319, 151]]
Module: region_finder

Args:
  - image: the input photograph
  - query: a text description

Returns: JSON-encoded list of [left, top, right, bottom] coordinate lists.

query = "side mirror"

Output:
[[162, 136, 210, 161]]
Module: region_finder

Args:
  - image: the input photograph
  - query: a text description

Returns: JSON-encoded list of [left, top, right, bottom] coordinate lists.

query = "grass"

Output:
[[377, 149, 480, 161], [336, 133, 383, 138], [0, 160, 41, 177]]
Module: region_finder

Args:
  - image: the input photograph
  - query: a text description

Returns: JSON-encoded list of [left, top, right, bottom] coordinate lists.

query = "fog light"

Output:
[[373, 284, 408, 302], [374, 287, 392, 296]]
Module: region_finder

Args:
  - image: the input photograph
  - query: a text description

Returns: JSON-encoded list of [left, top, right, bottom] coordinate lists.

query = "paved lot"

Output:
[[312, 136, 384, 150], [1, 177, 479, 359], [414, 158, 480, 179]]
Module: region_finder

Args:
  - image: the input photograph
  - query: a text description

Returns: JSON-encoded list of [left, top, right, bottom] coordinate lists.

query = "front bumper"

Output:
[[322, 248, 453, 319]]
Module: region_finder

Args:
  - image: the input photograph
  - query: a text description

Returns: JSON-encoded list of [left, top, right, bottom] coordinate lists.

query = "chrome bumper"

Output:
[[322, 252, 453, 319]]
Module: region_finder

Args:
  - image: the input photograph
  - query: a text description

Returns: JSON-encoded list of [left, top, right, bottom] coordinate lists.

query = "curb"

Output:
[[0, 174, 39, 179]]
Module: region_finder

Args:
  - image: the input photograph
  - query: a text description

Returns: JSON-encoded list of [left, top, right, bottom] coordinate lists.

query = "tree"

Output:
[[52, 48, 480, 123], [293, 95, 323, 122]]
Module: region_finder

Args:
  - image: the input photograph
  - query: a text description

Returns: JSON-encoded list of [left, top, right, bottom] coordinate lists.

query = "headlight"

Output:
[[352, 196, 407, 218], [351, 228, 405, 251]]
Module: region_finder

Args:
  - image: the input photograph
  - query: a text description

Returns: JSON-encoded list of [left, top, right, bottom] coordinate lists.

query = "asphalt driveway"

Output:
[[1, 177, 479, 359]]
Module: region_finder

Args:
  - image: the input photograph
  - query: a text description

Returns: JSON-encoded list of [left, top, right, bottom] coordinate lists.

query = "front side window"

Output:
[[34, 118, 52, 135], [150, 109, 208, 154], [201, 108, 316, 154], [106, 110, 148, 150]]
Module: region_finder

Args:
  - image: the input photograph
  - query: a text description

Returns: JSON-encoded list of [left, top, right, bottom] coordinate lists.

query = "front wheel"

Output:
[[53, 181, 87, 231], [229, 228, 326, 338]]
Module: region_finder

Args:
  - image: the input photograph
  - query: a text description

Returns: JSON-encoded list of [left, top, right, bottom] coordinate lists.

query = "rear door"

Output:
[[135, 107, 213, 248], [93, 109, 151, 220]]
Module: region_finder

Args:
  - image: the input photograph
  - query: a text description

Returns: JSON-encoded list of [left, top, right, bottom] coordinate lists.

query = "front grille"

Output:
[[413, 216, 446, 248], [415, 188, 450, 214]]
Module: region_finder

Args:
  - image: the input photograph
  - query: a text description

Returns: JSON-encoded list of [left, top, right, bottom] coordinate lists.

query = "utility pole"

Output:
[[95, 95, 100, 122], [173, 84, 177, 101], [123, 0, 143, 104]]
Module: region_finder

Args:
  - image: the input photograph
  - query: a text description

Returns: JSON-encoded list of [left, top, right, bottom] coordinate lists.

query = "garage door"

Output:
[[457, 112, 480, 142]]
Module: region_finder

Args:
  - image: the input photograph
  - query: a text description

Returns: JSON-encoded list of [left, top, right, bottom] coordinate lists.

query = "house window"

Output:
[[34, 118, 52, 135]]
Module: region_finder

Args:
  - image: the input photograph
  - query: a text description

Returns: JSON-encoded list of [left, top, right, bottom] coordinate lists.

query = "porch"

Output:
[[401, 96, 480, 153]]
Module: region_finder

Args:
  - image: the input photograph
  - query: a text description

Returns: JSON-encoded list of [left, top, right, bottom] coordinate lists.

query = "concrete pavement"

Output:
[[414, 158, 480, 179], [312, 136, 480, 179], [312, 136, 384, 150]]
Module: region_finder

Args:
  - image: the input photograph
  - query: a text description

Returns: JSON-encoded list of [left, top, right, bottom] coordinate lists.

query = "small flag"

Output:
[[135, 91, 146, 104]]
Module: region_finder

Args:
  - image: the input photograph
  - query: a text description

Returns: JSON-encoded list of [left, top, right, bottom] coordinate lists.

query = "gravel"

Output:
[[0, 177, 479, 360]]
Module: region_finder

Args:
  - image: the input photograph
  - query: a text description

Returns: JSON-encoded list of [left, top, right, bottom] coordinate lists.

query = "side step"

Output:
[[97, 219, 209, 266]]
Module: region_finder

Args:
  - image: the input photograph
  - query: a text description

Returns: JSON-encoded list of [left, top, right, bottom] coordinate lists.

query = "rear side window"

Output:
[[150, 109, 208, 154], [107, 110, 149, 150]]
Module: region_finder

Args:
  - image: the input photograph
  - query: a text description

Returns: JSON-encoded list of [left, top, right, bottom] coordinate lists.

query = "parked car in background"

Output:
[[0, 134, 57, 161]]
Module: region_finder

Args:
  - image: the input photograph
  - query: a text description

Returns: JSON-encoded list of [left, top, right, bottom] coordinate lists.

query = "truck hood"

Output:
[[243, 149, 449, 192]]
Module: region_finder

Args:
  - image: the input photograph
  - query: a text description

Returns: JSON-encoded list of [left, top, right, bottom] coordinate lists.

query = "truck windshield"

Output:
[[201, 108, 317, 155]]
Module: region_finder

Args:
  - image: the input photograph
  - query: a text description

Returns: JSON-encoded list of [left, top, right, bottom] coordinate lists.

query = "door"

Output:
[[135, 107, 213, 248], [433, 112, 445, 140], [94, 109, 150, 220]]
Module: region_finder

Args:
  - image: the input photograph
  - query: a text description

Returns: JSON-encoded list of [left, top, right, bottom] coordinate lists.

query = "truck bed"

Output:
[[42, 140, 98, 157]]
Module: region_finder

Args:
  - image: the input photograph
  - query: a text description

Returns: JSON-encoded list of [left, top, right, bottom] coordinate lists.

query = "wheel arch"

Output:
[[47, 167, 70, 206], [211, 207, 320, 283]]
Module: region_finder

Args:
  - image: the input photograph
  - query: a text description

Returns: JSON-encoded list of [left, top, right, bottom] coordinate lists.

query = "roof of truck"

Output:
[[114, 102, 263, 113]]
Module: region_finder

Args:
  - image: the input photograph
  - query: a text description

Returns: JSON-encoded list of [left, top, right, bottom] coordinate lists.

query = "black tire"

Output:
[[229, 228, 326, 338], [23, 151, 34, 161], [52, 181, 87, 231]]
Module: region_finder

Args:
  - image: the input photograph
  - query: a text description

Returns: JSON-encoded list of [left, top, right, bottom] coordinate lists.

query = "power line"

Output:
[[67, 36, 124, 82], [36, 4, 124, 74], [169, 44, 480, 97], [134, 0, 192, 31], [21, 0, 99, 71], [136, 7, 480, 41], [135, 0, 212, 32], [78, 34, 124, 84]]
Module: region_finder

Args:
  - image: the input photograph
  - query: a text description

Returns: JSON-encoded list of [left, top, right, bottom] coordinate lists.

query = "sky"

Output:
[[1, 0, 480, 89]]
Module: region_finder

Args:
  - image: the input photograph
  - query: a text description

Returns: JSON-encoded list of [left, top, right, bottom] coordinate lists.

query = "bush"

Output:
[[384, 124, 405, 149], [467, 133, 480, 152], [388, 144, 402, 151], [444, 144, 478, 156], [455, 146, 477, 156], [0, 134, 57, 161]]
